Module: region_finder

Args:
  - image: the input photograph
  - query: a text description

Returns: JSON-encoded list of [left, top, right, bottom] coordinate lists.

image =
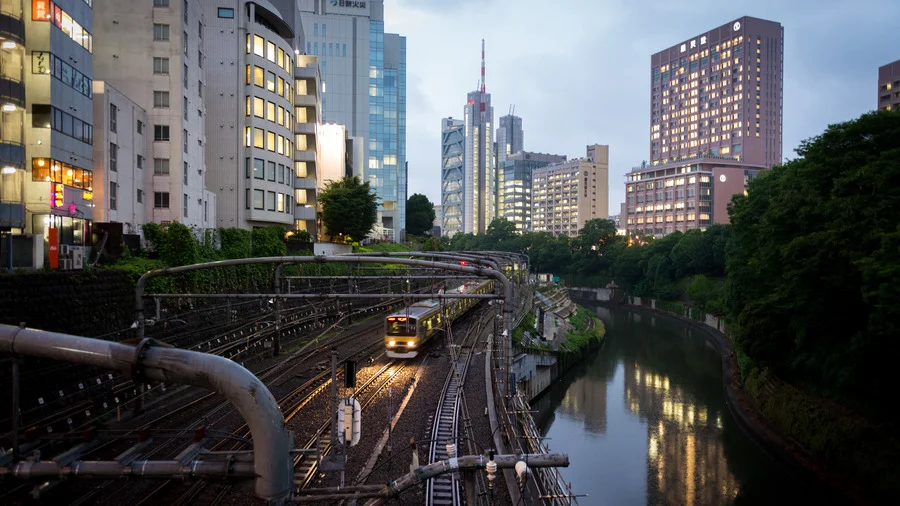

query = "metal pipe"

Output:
[[280, 275, 484, 280], [134, 256, 514, 331], [367, 453, 569, 505], [1, 459, 255, 479], [350, 251, 501, 273], [0, 325, 293, 504], [11, 357, 19, 459], [143, 293, 501, 300]]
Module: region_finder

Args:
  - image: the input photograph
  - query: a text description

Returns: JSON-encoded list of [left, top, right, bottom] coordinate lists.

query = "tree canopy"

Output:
[[319, 176, 378, 242], [406, 193, 436, 236], [726, 109, 900, 406]]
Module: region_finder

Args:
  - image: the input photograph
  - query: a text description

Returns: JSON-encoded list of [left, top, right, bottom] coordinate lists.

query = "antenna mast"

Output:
[[480, 39, 486, 93]]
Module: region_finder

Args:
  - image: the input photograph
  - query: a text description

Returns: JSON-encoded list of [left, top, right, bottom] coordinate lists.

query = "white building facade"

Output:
[[93, 0, 216, 230], [91, 82, 150, 234]]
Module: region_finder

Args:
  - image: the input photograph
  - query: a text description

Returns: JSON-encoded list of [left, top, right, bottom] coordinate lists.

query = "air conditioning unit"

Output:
[[59, 258, 73, 271], [71, 246, 85, 269]]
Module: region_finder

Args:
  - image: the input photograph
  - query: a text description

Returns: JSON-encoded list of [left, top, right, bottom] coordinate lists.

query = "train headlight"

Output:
[[388, 341, 396, 347]]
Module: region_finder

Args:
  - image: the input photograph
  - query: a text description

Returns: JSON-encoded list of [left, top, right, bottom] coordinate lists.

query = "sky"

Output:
[[383, 0, 900, 216]]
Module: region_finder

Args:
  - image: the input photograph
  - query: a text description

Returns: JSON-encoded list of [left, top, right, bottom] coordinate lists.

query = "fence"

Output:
[[624, 296, 729, 336]]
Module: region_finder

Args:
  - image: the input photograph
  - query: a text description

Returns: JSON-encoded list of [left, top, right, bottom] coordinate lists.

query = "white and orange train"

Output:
[[384, 279, 494, 358]]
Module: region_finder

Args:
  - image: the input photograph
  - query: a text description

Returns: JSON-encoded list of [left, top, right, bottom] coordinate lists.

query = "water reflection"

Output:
[[535, 305, 815, 505], [626, 361, 739, 505]]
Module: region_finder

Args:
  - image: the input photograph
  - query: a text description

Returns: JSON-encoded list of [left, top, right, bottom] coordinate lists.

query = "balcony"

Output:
[[294, 205, 316, 221], [295, 122, 316, 135], [295, 94, 316, 107], [0, 9, 25, 46], [0, 201, 24, 229], [294, 177, 316, 190], [295, 149, 315, 163]]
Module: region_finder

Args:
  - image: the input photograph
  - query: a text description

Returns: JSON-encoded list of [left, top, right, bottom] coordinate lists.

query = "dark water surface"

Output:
[[534, 305, 826, 505]]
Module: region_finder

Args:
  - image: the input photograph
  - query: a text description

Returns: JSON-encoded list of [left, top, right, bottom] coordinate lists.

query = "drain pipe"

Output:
[[0, 324, 293, 504]]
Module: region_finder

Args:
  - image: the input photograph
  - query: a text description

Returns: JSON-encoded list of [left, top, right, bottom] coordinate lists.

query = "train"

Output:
[[384, 279, 494, 358]]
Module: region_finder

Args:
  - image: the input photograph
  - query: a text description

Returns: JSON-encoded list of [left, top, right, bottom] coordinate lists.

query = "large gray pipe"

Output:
[[2, 459, 255, 479], [0, 325, 293, 504]]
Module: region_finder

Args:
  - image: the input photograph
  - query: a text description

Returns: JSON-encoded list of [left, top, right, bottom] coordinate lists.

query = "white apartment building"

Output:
[[93, 0, 216, 230], [532, 144, 609, 237], [91, 82, 149, 234]]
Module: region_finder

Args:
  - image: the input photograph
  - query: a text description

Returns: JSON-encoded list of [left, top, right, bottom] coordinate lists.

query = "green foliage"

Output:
[[686, 274, 725, 313], [142, 222, 164, 252], [406, 193, 436, 236], [727, 109, 900, 411], [561, 305, 606, 353], [319, 176, 379, 242], [251, 227, 288, 257], [158, 222, 199, 267], [290, 230, 313, 243], [422, 236, 443, 251]]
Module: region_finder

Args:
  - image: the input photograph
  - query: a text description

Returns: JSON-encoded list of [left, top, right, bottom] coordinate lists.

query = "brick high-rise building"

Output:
[[878, 59, 900, 111], [627, 16, 783, 237]]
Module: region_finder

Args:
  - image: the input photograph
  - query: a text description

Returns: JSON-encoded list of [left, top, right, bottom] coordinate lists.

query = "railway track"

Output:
[[426, 307, 494, 506]]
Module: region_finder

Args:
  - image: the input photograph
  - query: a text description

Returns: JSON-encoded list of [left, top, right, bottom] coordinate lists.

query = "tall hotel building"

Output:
[[93, 0, 216, 230], [440, 116, 463, 237], [296, 0, 406, 242], [500, 151, 565, 232], [878, 59, 900, 111], [0, 0, 95, 254], [532, 144, 609, 237], [626, 16, 783, 236]]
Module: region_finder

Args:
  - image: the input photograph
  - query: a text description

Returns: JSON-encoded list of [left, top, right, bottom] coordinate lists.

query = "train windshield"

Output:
[[386, 317, 416, 335]]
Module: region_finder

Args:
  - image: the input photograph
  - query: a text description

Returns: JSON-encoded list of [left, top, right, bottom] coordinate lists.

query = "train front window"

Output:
[[387, 318, 416, 335]]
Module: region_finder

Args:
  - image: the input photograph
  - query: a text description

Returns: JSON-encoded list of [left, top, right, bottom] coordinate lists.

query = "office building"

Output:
[[462, 40, 494, 235], [440, 116, 464, 237], [532, 144, 609, 237], [496, 113, 523, 168], [317, 122, 363, 188], [296, 0, 406, 242], [500, 151, 566, 232], [878, 59, 900, 111], [13, 0, 95, 255], [294, 54, 322, 235], [91, 82, 149, 234], [431, 204, 441, 236], [200, 0, 297, 229], [627, 16, 782, 236], [93, 0, 216, 230]]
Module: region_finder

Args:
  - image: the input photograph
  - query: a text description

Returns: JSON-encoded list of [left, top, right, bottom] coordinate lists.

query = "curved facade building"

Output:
[[204, 0, 297, 228]]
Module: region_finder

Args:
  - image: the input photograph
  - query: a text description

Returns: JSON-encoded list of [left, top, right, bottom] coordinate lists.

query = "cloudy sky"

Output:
[[383, 0, 899, 216]]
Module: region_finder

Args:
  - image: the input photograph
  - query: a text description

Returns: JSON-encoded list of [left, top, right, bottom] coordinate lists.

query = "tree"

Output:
[[422, 236, 443, 251], [483, 218, 518, 249], [319, 176, 378, 242], [406, 193, 436, 237], [727, 109, 900, 406]]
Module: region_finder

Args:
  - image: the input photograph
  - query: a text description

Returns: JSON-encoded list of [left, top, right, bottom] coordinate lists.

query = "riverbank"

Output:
[[584, 299, 880, 505]]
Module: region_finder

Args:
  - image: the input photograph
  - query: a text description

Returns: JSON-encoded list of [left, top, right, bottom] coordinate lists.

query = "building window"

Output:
[[154, 0, 169, 5], [267, 161, 275, 181], [154, 125, 170, 141], [217, 7, 234, 18], [267, 191, 276, 211], [199, 20, 203, 39], [153, 57, 169, 75], [183, 31, 188, 55], [137, 155, 143, 169], [153, 24, 170, 41], [253, 158, 264, 179], [109, 104, 117, 132], [183, 129, 188, 153], [137, 189, 143, 203], [109, 143, 117, 172], [136, 120, 143, 134], [204, 200, 208, 221], [154, 191, 170, 208], [198, 80, 203, 97], [183, 161, 188, 184], [183, 193, 188, 218], [184, 96, 188, 119], [109, 182, 117, 210], [183, 0, 188, 23], [198, 50, 203, 68], [343, 44, 346, 57], [153, 91, 169, 108], [154, 158, 170, 174], [183, 63, 188, 88], [253, 189, 264, 209]]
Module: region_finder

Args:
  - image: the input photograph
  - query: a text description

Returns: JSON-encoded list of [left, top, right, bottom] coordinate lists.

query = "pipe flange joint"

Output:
[[131, 337, 153, 382]]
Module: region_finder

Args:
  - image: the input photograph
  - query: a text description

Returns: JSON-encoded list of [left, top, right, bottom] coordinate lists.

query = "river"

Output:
[[533, 304, 826, 505]]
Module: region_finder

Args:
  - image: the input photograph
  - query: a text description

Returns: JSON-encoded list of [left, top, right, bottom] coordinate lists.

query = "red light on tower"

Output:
[[460, 260, 467, 266]]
